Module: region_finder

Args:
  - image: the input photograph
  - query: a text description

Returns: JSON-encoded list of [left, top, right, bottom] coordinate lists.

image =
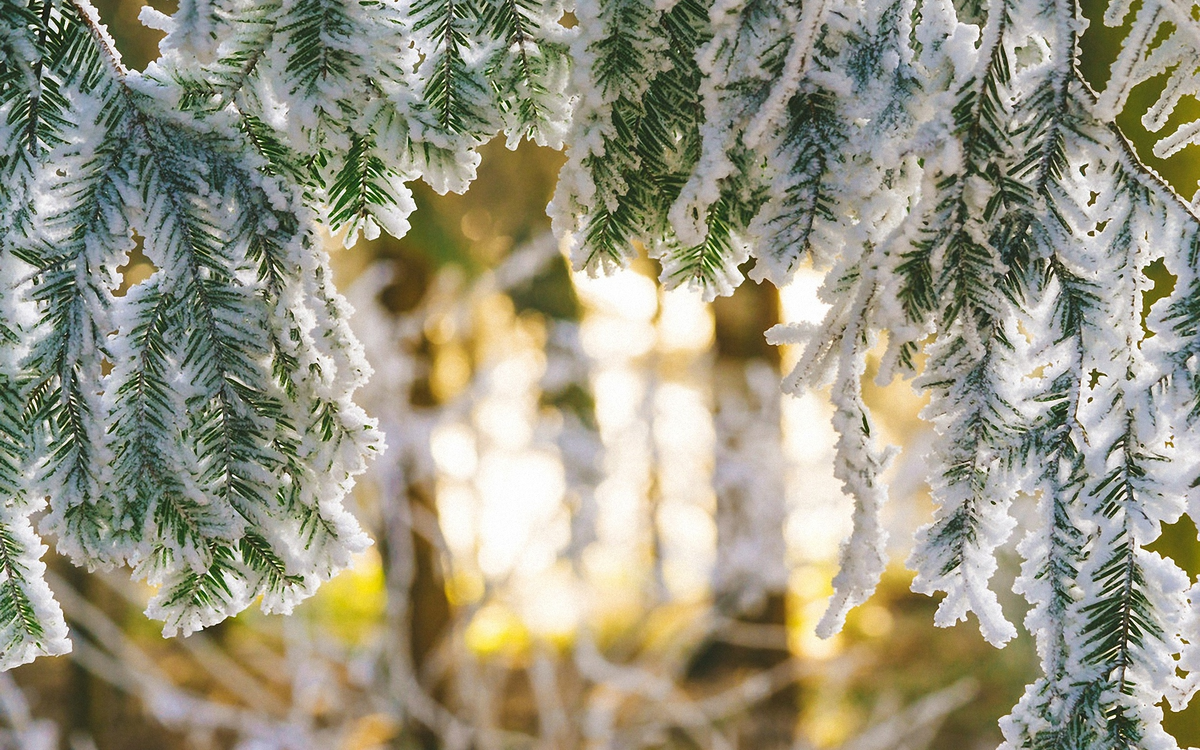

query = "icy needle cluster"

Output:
[[554, 0, 1200, 746], [0, 0, 573, 662]]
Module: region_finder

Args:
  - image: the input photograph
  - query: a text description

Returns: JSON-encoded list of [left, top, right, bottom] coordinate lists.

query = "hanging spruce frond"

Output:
[[0, 0, 76, 668], [549, 0, 672, 275], [478, 0, 571, 148], [0, 0, 387, 645], [548, 0, 1200, 742]]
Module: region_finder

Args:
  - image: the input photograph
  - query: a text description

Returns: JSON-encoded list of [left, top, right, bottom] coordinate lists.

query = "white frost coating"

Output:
[[901, 0, 1024, 647], [0, 13, 74, 664], [0, 515, 71, 669], [650, 231, 751, 302], [22, 13, 383, 635], [1001, 270, 1085, 750], [28, 77, 129, 567], [1001, 32, 1199, 739], [1094, 2, 1160, 120], [549, 0, 669, 276], [268, 0, 368, 156], [1144, 68, 1200, 136], [362, 14, 481, 198], [741, 0, 828, 151], [907, 317, 1022, 647], [1152, 232, 1200, 725], [483, 0, 575, 151], [1171, 582, 1200, 711], [1090, 0, 1200, 158], [148, 0, 218, 62], [337, 173, 417, 249], [1153, 117, 1200, 160], [712, 360, 790, 611], [784, 247, 899, 638], [0, 204, 73, 668], [816, 302, 897, 639], [667, 0, 792, 247]]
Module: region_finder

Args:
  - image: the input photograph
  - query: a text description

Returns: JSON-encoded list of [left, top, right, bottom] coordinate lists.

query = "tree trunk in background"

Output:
[[375, 249, 454, 749], [379, 438, 453, 750], [688, 277, 797, 748], [60, 564, 94, 749]]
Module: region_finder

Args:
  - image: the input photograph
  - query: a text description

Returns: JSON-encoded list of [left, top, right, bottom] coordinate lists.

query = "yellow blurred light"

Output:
[[657, 500, 716, 600], [446, 569, 486, 606], [593, 480, 650, 551], [790, 565, 834, 602], [460, 207, 493, 241], [581, 543, 647, 613], [307, 549, 386, 644], [516, 308, 548, 349], [475, 450, 567, 578], [340, 713, 399, 750], [661, 558, 711, 603], [574, 271, 659, 321], [637, 601, 710, 653], [855, 604, 895, 638], [782, 392, 833, 462], [581, 315, 657, 359], [475, 235, 514, 264], [475, 397, 535, 449], [424, 313, 457, 345], [592, 369, 647, 429], [794, 625, 843, 661], [777, 269, 832, 374], [778, 268, 830, 325], [786, 571, 844, 660], [807, 704, 859, 749], [431, 344, 472, 401], [474, 292, 516, 342], [782, 398, 856, 564], [586, 598, 649, 646], [465, 603, 530, 655], [652, 381, 714, 455]]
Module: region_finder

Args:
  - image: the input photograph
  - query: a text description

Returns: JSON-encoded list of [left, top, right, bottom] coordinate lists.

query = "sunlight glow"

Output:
[[658, 288, 714, 351], [476, 451, 567, 578], [430, 422, 479, 480]]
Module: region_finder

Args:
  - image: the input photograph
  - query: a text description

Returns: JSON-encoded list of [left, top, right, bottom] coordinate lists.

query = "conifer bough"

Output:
[[5, 0, 1200, 743]]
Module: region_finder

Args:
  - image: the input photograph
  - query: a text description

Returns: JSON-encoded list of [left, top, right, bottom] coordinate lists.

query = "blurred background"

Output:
[[7, 3, 1200, 748]]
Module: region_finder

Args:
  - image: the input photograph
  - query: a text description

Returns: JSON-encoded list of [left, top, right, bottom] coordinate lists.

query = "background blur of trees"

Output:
[[6, 3, 1200, 748]]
